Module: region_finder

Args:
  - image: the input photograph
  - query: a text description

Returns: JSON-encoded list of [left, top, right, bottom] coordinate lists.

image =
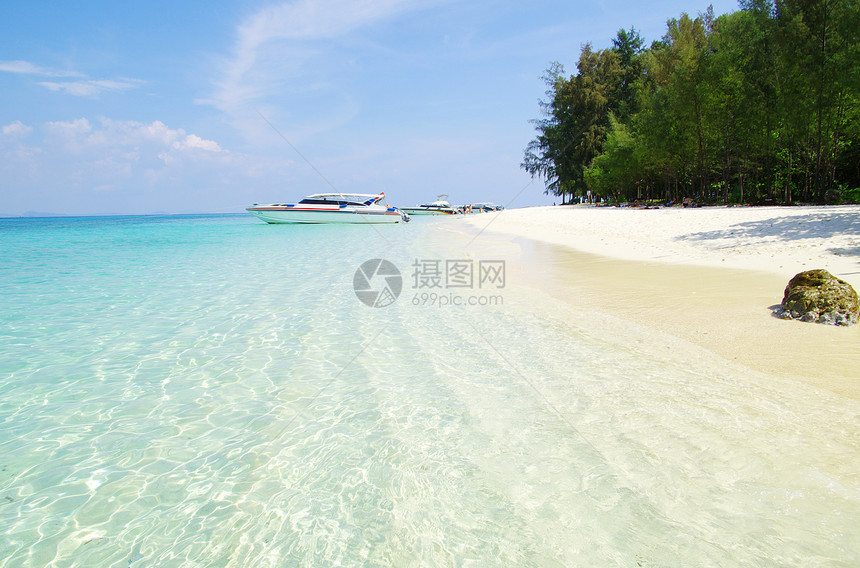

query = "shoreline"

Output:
[[454, 205, 860, 399], [462, 204, 860, 286]]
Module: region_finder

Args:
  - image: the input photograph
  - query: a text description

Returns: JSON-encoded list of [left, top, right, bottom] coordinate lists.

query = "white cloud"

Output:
[[2, 121, 33, 137], [173, 134, 222, 152], [0, 60, 82, 77], [37, 78, 145, 97], [124, 119, 184, 147], [1, 116, 289, 214], [41, 118, 224, 162], [45, 117, 93, 136], [0, 59, 144, 96], [205, 0, 447, 115]]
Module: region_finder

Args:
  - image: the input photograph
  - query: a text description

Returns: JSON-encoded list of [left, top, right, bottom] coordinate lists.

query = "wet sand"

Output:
[[454, 205, 860, 399]]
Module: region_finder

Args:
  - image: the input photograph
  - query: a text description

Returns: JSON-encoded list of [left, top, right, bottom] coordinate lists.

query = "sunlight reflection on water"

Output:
[[0, 214, 857, 567]]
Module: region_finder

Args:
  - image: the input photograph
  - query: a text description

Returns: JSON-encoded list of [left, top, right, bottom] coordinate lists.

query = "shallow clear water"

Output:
[[0, 214, 857, 567]]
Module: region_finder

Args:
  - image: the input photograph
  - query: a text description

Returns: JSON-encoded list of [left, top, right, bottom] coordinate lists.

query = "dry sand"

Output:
[[458, 205, 860, 399]]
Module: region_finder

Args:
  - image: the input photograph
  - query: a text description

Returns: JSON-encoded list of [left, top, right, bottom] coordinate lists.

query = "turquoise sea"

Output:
[[1, 214, 858, 567]]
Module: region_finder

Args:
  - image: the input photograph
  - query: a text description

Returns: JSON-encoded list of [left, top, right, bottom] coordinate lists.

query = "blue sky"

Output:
[[0, 0, 739, 216]]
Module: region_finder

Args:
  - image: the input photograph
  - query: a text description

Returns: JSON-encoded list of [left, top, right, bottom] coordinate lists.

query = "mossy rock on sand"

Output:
[[778, 269, 859, 326]]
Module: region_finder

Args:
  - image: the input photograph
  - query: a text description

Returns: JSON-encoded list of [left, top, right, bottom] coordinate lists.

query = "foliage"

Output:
[[841, 186, 860, 204], [523, 0, 859, 204]]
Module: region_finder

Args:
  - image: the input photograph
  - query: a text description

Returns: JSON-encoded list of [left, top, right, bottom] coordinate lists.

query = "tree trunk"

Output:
[[813, 0, 829, 202]]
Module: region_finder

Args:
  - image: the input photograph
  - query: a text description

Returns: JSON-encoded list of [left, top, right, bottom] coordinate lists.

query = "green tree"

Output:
[[523, 0, 858, 205], [522, 62, 572, 201], [775, 0, 859, 201], [705, 7, 775, 203], [522, 47, 621, 201], [611, 27, 646, 122], [584, 114, 639, 201]]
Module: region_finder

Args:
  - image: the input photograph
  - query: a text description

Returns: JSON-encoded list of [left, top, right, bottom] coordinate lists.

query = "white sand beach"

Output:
[[465, 204, 860, 287], [459, 204, 860, 398]]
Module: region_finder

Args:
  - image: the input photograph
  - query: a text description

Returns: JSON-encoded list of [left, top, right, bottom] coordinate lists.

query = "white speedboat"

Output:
[[246, 193, 409, 224], [401, 195, 461, 216]]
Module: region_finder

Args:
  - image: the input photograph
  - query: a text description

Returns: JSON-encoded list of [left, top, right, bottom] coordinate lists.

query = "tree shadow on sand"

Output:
[[675, 210, 860, 266], [829, 245, 860, 257]]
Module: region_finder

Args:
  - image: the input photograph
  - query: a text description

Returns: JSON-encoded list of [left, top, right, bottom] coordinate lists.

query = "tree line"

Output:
[[522, 0, 859, 205]]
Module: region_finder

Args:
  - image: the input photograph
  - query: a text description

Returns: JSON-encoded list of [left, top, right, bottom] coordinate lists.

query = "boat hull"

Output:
[[400, 207, 459, 216], [247, 206, 405, 224]]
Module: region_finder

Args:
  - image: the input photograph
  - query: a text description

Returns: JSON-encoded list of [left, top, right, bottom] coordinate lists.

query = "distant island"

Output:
[[522, 1, 858, 206]]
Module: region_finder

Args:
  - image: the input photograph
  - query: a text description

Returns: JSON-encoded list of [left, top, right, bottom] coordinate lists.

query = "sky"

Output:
[[0, 0, 740, 216]]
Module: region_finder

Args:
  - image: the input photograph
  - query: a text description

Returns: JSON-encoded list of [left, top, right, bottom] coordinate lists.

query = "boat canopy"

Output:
[[300, 193, 384, 206]]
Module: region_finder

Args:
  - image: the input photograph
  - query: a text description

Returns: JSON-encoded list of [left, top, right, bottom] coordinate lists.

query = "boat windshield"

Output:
[[299, 197, 368, 206]]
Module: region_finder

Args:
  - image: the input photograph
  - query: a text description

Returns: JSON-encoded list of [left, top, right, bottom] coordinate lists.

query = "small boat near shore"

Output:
[[460, 202, 504, 214], [401, 195, 461, 216], [246, 192, 409, 224]]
